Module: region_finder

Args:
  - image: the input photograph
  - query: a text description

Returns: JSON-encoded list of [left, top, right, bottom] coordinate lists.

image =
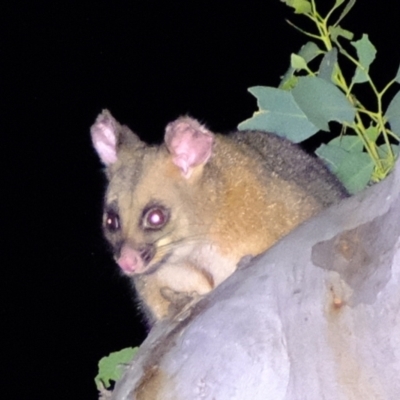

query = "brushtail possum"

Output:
[[91, 110, 347, 325]]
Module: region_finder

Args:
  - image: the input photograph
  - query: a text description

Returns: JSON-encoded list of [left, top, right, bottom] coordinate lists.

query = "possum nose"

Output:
[[117, 246, 144, 274], [117, 244, 155, 274]]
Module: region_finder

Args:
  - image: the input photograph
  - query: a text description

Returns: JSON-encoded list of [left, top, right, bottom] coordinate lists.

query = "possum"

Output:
[[91, 110, 347, 325]]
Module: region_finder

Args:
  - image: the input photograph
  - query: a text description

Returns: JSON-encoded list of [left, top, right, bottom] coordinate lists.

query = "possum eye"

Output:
[[105, 210, 120, 232], [142, 206, 169, 230]]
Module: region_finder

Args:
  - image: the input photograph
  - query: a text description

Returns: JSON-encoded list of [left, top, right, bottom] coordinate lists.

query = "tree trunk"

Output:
[[111, 160, 400, 400]]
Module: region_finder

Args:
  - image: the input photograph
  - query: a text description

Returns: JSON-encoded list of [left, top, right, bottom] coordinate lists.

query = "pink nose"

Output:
[[117, 246, 144, 274]]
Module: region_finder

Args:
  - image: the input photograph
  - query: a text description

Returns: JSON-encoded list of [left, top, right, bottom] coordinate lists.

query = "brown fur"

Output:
[[91, 110, 347, 324]]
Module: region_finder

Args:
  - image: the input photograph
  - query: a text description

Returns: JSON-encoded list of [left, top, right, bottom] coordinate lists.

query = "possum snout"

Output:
[[117, 244, 155, 274]]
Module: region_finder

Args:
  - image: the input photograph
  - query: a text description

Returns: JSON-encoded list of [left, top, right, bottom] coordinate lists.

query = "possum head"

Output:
[[91, 110, 215, 276]]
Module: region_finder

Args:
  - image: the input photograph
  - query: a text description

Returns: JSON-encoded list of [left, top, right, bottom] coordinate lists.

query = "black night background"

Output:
[[2, 1, 398, 399]]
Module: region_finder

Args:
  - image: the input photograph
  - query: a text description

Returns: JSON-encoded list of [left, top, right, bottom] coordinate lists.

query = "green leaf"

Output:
[[334, 0, 346, 6], [280, 42, 320, 89], [336, 152, 374, 194], [282, 0, 312, 14], [364, 125, 380, 142], [335, 0, 356, 26], [318, 48, 338, 82], [317, 141, 373, 193], [281, 76, 299, 90], [238, 86, 318, 142], [315, 143, 348, 173], [329, 25, 354, 43], [95, 347, 138, 390], [385, 91, 400, 137], [291, 76, 356, 131], [377, 144, 399, 170], [396, 63, 400, 84], [329, 135, 364, 152], [280, 68, 297, 90], [298, 41, 321, 61], [351, 34, 377, 84], [291, 54, 308, 70]]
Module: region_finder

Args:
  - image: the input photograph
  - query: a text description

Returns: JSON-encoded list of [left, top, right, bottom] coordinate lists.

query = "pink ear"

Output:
[[90, 110, 118, 165], [165, 117, 214, 178]]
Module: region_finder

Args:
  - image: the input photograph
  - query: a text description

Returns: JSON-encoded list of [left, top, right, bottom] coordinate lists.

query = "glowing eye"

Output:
[[105, 210, 120, 232], [143, 206, 169, 230]]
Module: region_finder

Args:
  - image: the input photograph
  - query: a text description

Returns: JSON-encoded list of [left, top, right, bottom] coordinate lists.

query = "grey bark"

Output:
[[111, 159, 400, 400]]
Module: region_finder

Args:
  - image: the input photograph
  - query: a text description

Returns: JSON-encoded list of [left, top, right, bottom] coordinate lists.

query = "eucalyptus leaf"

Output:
[[315, 143, 348, 173], [329, 25, 354, 43], [291, 76, 356, 131], [316, 143, 373, 192], [238, 86, 318, 142], [336, 152, 374, 194], [95, 347, 138, 390], [298, 41, 321, 61], [291, 54, 308, 70], [364, 126, 380, 142], [351, 34, 377, 84], [280, 42, 320, 88], [377, 143, 399, 175], [396, 63, 400, 84], [283, 0, 312, 14], [280, 68, 297, 90], [377, 144, 399, 169], [334, 0, 356, 26], [281, 76, 299, 90], [329, 135, 364, 152], [385, 91, 400, 138], [318, 48, 338, 82]]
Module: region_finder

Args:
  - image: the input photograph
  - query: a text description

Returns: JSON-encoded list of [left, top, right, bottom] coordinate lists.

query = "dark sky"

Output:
[[2, 1, 398, 399]]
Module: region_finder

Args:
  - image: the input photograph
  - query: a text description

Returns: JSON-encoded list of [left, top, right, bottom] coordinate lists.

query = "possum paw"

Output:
[[160, 287, 201, 318]]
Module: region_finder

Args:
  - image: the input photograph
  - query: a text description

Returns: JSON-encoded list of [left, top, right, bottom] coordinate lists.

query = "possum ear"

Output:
[[164, 117, 214, 179], [90, 109, 119, 165], [90, 109, 142, 165]]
